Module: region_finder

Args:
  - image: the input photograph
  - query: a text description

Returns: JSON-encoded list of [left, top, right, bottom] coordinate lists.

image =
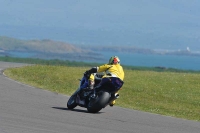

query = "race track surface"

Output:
[[0, 61, 199, 133]]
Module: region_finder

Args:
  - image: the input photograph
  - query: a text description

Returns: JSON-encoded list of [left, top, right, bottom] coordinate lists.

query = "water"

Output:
[[9, 51, 36, 58], [99, 52, 200, 71], [5, 51, 200, 71]]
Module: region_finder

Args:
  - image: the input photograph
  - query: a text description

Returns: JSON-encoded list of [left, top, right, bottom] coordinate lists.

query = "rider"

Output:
[[84, 56, 125, 106]]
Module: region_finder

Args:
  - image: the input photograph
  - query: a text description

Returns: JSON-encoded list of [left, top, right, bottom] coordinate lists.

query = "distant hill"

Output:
[[0, 36, 105, 61], [1, 36, 199, 61], [0, 36, 158, 55], [0, 36, 87, 54]]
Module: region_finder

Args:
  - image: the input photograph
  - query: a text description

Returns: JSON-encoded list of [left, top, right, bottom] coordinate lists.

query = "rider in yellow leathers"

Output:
[[84, 56, 124, 106]]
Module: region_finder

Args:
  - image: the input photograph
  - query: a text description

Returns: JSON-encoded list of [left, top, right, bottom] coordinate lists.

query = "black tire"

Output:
[[67, 95, 77, 109], [87, 91, 110, 113]]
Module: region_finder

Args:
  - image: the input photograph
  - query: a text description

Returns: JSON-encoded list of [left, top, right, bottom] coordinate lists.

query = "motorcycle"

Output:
[[67, 74, 122, 113]]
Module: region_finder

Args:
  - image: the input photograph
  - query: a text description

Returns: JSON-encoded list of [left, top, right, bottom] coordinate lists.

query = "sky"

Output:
[[0, 0, 200, 50]]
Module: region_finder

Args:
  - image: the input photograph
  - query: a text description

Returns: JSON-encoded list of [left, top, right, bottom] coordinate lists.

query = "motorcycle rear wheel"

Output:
[[87, 91, 110, 113]]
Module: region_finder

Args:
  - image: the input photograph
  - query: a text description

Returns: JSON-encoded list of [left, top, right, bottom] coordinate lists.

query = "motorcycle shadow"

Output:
[[52, 107, 104, 114]]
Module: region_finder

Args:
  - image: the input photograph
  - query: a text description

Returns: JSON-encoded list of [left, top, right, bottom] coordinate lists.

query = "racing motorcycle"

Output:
[[67, 74, 122, 113]]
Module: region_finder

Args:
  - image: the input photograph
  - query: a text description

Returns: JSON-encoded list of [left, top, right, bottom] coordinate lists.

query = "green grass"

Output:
[[4, 65, 200, 121]]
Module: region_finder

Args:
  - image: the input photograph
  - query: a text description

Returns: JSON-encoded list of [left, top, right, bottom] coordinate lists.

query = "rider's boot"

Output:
[[109, 100, 115, 107]]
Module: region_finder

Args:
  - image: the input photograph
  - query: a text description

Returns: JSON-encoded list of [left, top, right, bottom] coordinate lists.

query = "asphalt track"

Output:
[[0, 61, 199, 133]]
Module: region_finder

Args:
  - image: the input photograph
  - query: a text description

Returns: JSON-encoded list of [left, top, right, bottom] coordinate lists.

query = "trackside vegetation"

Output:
[[1, 56, 200, 73], [4, 62, 200, 121]]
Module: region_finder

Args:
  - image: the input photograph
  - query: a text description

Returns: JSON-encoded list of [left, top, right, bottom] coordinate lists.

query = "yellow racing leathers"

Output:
[[88, 63, 124, 106], [88, 63, 124, 86], [97, 63, 124, 81]]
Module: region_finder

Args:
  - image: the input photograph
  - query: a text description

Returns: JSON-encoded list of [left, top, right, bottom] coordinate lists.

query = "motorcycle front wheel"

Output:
[[67, 95, 77, 109]]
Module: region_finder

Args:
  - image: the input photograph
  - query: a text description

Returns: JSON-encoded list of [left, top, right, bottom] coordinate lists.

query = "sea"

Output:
[[101, 52, 200, 71], [6, 51, 200, 71]]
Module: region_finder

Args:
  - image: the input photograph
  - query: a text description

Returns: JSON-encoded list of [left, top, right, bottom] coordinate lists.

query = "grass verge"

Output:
[[4, 65, 200, 121]]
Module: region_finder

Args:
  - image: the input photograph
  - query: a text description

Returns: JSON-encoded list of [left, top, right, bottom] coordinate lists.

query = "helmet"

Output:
[[108, 56, 120, 65]]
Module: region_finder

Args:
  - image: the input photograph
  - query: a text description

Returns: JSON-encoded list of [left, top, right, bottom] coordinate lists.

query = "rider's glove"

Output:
[[84, 67, 97, 79], [84, 70, 91, 79]]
